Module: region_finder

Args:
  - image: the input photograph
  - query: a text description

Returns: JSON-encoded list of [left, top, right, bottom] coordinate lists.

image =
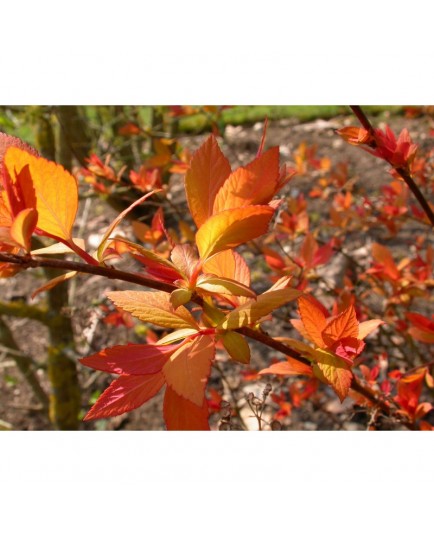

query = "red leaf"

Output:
[[83, 373, 165, 421], [80, 343, 180, 375]]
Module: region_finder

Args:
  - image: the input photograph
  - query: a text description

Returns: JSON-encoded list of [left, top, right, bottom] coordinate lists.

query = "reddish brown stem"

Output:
[[0, 251, 416, 429], [0, 253, 177, 294], [350, 105, 434, 227]]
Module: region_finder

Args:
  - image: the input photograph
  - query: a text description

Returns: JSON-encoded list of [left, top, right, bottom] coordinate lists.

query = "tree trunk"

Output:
[[34, 106, 81, 430]]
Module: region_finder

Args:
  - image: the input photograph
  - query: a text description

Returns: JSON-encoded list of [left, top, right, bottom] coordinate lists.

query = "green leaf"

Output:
[[221, 331, 251, 364]]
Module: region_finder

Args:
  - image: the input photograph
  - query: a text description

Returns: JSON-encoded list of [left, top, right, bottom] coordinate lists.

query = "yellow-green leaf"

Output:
[[158, 328, 199, 345], [170, 288, 192, 309], [221, 331, 250, 364], [31, 237, 86, 255], [219, 288, 301, 330], [196, 274, 256, 298]]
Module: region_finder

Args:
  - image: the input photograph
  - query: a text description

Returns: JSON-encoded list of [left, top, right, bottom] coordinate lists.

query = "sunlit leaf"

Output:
[[5, 147, 78, 241], [184, 135, 231, 228], [219, 287, 301, 330], [158, 328, 199, 345], [115, 238, 182, 282], [372, 242, 400, 280], [212, 147, 280, 213], [10, 208, 37, 251], [31, 238, 86, 255], [203, 249, 250, 287], [107, 290, 200, 330], [196, 274, 256, 298], [196, 205, 275, 260]]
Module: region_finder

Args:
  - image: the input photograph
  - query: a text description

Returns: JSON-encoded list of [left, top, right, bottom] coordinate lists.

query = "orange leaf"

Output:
[[336, 126, 372, 145], [163, 384, 210, 430], [184, 135, 231, 228], [163, 335, 215, 406], [83, 372, 165, 421], [203, 249, 250, 287], [10, 208, 38, 251], [107, 290, 200, 330], [297, 295, 328, 347], [212, 147, 281, 213], [259, 358, 312, 377], [322, 305, 359, 347], [244, 146, 280, 198], [5, 147, 78, 241], [195, 205, 275, 260], [299, 233, 317, 268]]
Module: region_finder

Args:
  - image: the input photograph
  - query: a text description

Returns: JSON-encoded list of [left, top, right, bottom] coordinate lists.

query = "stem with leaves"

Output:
[[0, 252, 416, 430], [350, 105, 434, 227]]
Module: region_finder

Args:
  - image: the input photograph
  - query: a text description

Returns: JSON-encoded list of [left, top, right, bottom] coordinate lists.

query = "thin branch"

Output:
[[0, 253, 178, 294]]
